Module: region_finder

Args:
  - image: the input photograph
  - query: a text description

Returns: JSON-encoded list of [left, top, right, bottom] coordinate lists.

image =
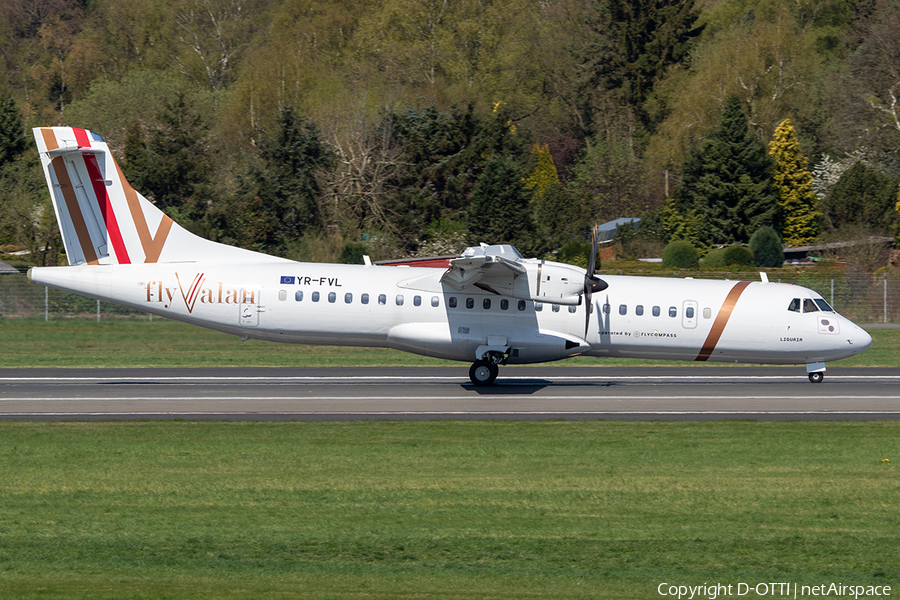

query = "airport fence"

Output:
[[1, 269, 898, 324], [0, 273, 149, 321]]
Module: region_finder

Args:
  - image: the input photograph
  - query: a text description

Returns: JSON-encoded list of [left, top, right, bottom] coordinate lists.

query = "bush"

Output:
[[749, 226, 784, 268], [723, 245, 754, 266], [661, 240, 699, 269], [702, 247, 727, 269]]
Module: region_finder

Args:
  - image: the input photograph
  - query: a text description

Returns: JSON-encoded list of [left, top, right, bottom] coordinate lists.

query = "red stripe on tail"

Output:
[[73, 128, 91, 148], [84, 154, 131, 264]]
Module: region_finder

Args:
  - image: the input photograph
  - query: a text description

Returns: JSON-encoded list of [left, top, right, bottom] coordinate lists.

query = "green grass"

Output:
[[0, 318, 897, 368], [0, 421, 897, 599]]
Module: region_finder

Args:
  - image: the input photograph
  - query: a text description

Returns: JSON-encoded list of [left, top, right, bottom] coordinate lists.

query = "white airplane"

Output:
[[28, 127, 872, 385]]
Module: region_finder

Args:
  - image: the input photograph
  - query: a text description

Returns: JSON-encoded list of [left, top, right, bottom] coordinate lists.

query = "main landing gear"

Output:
[[469, 360, 499, 386], [469, 350, 505, 386], [808, 371, 824, 384]]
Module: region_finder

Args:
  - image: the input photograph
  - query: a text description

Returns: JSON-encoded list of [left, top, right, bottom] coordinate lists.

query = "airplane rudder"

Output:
[[31, 127, 141, 265], [33, 127, 104, 265]]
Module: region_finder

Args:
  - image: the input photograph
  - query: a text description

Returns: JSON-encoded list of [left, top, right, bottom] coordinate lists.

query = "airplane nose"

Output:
[[856, 327, 873, 351], [848, 323, 872, 353]]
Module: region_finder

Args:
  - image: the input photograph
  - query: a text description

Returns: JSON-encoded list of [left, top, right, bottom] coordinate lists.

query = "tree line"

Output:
[[1, 0, 899, 267]]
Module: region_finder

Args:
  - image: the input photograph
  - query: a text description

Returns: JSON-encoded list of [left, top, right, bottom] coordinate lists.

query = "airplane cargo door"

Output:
[[239, 289, 260, 327], [682, 300, 698, 329]]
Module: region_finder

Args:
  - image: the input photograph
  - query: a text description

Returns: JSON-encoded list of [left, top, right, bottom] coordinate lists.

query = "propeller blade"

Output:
[[584, 289, 592, 339], [586, 224, 598, 278], [583, 226, 606, 339]]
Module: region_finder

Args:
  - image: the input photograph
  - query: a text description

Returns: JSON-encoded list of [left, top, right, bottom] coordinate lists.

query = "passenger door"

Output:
[[682, 300, 698, 329]]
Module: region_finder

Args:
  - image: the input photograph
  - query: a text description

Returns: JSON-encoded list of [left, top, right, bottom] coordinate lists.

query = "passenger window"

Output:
[[466, 298, 474, 309], [636, 305, 644, 316], [517, 300, 526, 311], [501, 299, 509, 310], [568, 305, 577, 313], [552, 304, 560, 312], [328, 292, 336, 303], [378, 294, 386, 305], [483, 298, 491, 309], [669, 306, 677, 318], [603, 303, 610, 314], [686, 306, 694, 318], [535, 302, 543, 312], [396, 294, 404, 306], [448, 297, 457, 308], [788, 298, 801, 312], [414, 295, 422, 307], [431, 296, 439, 307], [312, 291, 320, 302], [803, 299, 818, 313], [619, 304, 627, 315], [361, 293, 369, 305], [345, 293, 353, 304], [278, 290, 287, 301], [295, 291, 303, 302], [652, 306, 660, 317], [703, 307, 711, 319]]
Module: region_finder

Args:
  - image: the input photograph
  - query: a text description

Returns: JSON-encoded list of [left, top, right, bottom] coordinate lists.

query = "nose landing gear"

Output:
[[807, 362, 826, 383]]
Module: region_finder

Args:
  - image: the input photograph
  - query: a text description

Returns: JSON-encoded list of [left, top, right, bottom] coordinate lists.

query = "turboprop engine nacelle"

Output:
[[512, 260, 587, 306]]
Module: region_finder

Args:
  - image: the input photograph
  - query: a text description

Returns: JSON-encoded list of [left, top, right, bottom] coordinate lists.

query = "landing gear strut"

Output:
[[469, 360, 499, 386], [808, 371, 824, 384]]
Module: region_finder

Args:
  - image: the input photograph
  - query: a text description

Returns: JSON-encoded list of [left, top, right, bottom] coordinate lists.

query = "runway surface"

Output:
[[1, 366, 899, 421]]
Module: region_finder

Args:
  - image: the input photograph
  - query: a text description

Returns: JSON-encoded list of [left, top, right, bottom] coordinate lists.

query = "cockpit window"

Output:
[[788, 298, 800, 312], [803, 299, 819, 313], [814, 298, 834, 312]]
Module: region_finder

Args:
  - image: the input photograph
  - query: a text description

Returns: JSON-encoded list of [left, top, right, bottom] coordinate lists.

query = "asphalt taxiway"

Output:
[[1, 366, 898, 420]]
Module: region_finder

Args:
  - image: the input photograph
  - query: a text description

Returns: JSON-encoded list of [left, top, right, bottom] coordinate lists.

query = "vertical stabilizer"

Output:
[[33, 127, 267, 265]]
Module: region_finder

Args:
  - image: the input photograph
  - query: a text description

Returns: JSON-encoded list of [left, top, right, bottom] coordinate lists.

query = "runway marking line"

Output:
[[2, 411, 900, 417], [3, 395, 900, 402]]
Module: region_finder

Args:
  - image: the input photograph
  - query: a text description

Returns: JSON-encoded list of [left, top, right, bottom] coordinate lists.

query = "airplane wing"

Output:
[[435, 243, 588, 305], [440, 253, 527, 292]]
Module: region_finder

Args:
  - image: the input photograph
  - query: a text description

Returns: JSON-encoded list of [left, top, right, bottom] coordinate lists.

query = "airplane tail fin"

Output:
[[33, 127, 262, 266]]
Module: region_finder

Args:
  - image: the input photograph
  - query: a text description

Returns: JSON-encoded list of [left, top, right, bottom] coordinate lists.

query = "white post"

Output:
[[885, 273, 889, 324], [831, 278, 834, 308], [97, 299, 100, 322], [44, 286, 48, 322]]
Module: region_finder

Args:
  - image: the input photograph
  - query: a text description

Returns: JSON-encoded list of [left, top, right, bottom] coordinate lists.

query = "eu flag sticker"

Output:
[[280, 276, 296, 285]]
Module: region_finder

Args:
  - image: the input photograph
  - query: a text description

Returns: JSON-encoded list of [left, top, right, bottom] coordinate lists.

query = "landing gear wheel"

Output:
[[808, 371, 824, 384], [469, 360, 499, 386]]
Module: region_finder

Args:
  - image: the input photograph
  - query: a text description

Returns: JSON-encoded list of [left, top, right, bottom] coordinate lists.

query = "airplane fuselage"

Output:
[[30, 260, 872, 368]]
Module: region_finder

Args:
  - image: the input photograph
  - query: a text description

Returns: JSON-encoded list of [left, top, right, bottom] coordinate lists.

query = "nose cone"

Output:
[[853, 326, 873, 353]]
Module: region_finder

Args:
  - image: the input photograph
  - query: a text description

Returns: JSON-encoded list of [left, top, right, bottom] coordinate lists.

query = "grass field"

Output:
[[0, 420, 897, 599], [0, 318, 897, 368]]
